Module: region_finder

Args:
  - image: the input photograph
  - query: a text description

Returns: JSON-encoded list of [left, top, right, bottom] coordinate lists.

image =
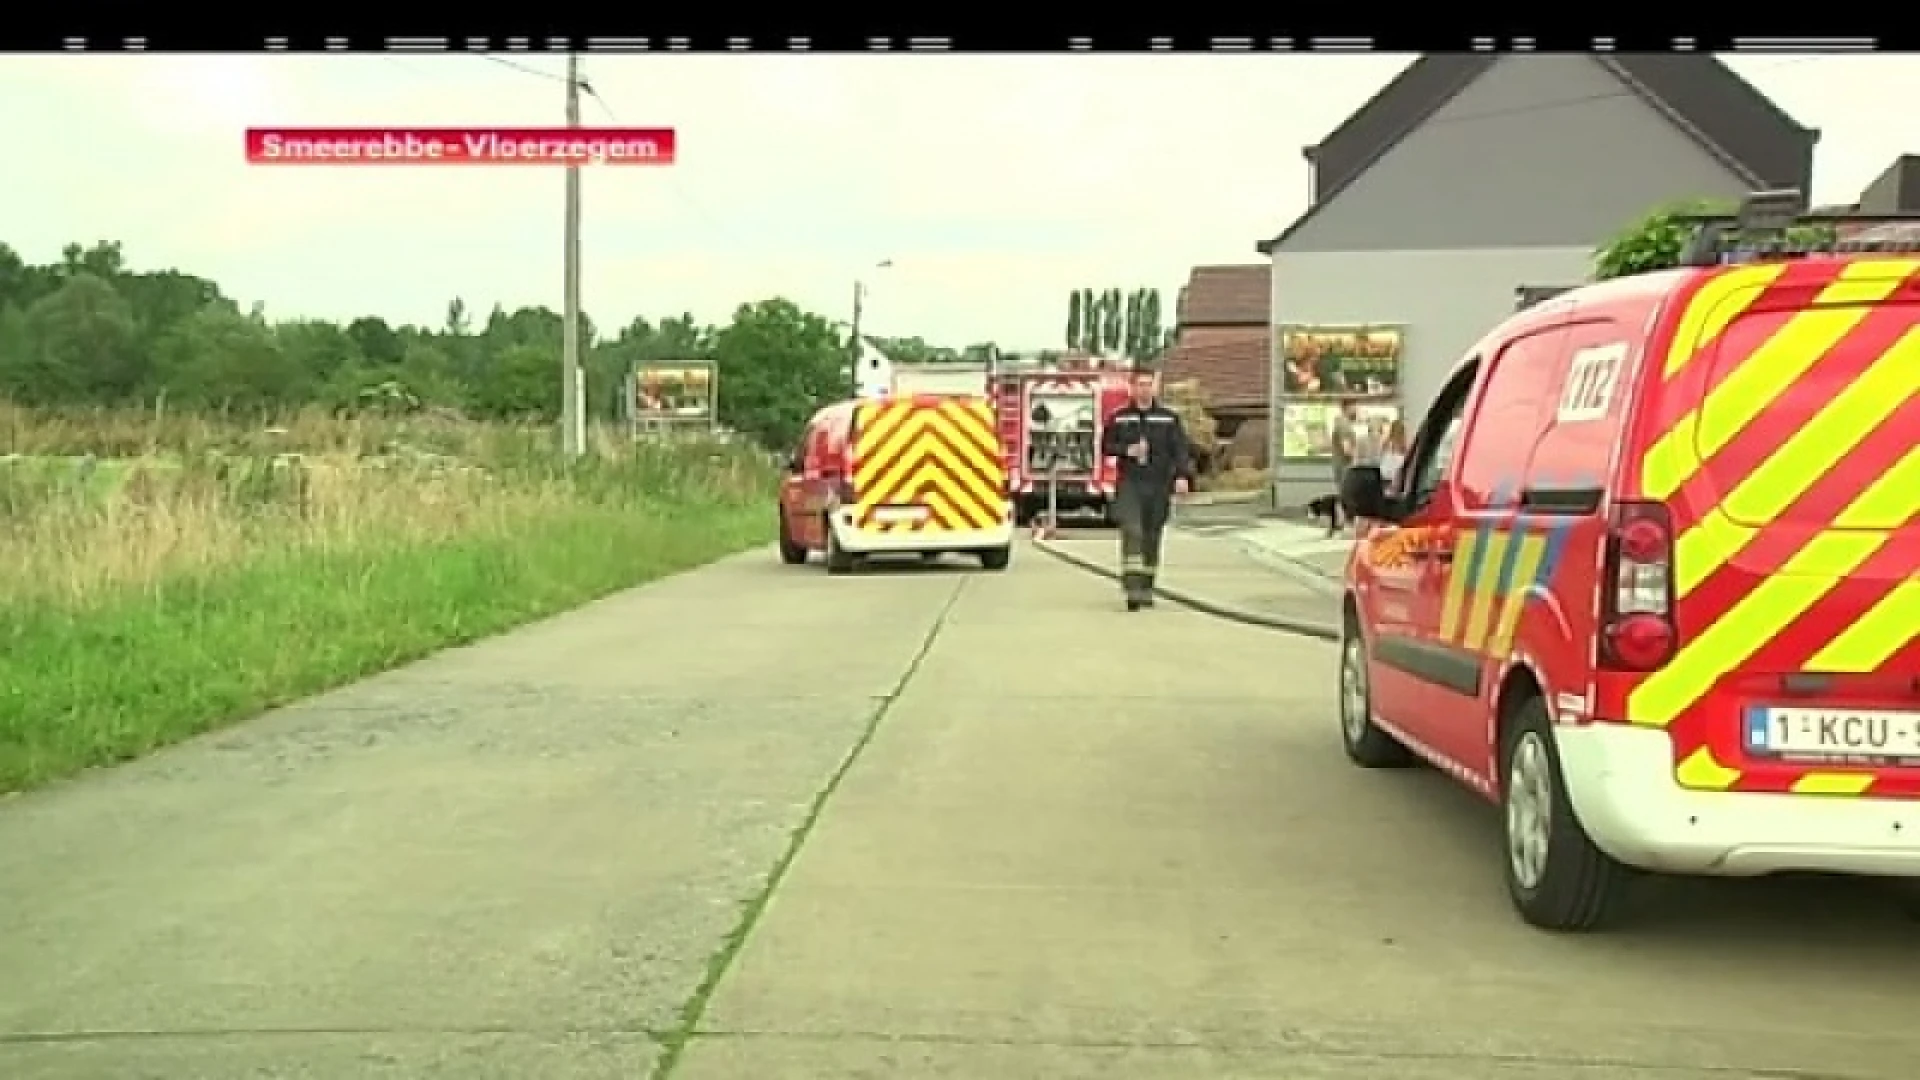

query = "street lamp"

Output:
[[849, 259, 894, 396]]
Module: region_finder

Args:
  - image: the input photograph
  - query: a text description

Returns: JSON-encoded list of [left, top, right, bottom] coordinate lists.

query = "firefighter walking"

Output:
[[1101, 368, 1193, 612]]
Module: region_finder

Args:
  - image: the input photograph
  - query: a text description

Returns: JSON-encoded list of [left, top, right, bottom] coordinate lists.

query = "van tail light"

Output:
[[1599, 500, 1677, 672]]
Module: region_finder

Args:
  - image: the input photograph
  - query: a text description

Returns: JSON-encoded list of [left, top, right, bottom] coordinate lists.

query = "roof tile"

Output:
[[1174, 265, 1270, 327], [1162, 328, 1271, 409]]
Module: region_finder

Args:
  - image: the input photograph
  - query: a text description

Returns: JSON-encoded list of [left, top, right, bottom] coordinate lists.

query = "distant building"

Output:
[[1161, 264, 1271, 468], [1256, 54, 1816, 503]]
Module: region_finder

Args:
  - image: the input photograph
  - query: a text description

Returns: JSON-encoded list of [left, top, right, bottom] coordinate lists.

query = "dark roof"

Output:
[[1857, 154, 1920, 214], [1162, 328, 1271, 410], [1260, 55, 1819, 254], [1174, 265, 1270, 327]]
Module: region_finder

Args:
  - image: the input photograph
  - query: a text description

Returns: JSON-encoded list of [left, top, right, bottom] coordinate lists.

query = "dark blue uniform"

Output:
[[1101, 400, 1193, 608]]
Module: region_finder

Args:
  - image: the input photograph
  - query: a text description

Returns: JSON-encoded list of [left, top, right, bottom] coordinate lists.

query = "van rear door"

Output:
[[850, 397, 1008, 533], [1635, 257, 1920, 787]]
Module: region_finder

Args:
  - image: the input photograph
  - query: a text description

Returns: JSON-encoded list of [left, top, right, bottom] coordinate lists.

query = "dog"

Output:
[[1306, 493, 1342, 531]]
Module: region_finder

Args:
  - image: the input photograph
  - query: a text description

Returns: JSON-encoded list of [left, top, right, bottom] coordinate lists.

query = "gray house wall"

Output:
[[1265, 54, 1763, 508], [1278, 55, 1757, 254], [1267, 247, 1592, 505]]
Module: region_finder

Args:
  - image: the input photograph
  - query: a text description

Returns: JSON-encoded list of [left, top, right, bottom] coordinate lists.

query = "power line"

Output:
[[477, 54, 568, 83]]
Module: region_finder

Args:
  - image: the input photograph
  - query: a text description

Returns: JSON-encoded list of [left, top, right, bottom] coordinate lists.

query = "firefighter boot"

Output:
[[1122, 570, 1148, 612], [1140, 568, 1158, 607]]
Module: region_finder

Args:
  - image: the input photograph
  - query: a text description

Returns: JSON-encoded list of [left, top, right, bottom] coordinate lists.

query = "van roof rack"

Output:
[[1675, 188, 1920, 267]]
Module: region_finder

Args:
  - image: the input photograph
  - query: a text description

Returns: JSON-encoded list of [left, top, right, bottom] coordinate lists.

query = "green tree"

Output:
[[1594, 198, 1837, 280], [153, 307, 306, 410], [6, 272, 142, 404], [1077, 288, 1098, 352], [445, 296, 471, 336], [1066, 291, 1083, 349], [469, 344, 558, 418], [712, 298, 844, 448], [1101, 288, 1123, 356]]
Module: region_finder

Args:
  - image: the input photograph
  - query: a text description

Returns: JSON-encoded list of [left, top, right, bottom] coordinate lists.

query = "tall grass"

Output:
[[0, 405, 774, 794]]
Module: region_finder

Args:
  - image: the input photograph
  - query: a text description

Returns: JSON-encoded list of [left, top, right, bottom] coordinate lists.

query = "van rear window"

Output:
[[1693, 300, 1920, 531]]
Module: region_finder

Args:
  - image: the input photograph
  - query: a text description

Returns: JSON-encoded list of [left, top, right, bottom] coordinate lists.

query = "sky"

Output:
[[1, 53, 1914, 350]]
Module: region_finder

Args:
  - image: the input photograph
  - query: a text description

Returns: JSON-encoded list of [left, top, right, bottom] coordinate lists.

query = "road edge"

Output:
[[1033, 539, 1340, 642]]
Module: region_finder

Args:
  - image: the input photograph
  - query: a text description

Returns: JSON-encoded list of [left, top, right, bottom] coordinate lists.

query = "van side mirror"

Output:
[[1341, 465, 1395, 522], [785, 454, 803, 474]]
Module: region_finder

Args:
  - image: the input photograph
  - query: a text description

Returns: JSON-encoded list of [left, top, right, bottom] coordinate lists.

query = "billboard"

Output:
[[1277, 400, 1403, 462], [632, 362, 715, 424], [1274, 324, 1405, 463], [1278, 324, 1403, 397]]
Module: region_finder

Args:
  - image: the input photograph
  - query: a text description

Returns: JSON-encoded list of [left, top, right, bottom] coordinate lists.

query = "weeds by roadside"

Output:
[[0, 406, 774, 794]]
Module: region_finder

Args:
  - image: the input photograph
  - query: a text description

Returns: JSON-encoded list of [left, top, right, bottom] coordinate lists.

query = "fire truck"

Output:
[[877, 352, 1133, 525], [989, 356, 1131, 526]]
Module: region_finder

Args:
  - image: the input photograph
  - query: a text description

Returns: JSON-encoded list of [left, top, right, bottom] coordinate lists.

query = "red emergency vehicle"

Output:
[[778, 395, 1013, 573], [1337, 191, 1920, 930], [990, 365, 1131, 525]]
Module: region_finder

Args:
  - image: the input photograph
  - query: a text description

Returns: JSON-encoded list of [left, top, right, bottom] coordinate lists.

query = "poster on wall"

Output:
[[1278, 324, 1403, 397], [632, 362, 716, 424], [1277, 401, 1403, 462]]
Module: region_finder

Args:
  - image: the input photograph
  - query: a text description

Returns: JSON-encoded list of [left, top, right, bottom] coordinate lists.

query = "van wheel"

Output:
[[824, 517, 856, 575], [1338, 624, 1413, 768], [777, 514, 808, 565], [1501, 695, 1631, 932], [976, 545, 1011, 571]]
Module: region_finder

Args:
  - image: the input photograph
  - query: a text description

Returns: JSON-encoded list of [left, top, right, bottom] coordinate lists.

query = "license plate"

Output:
[[1745, 706, 1920, 764], [870, 505, 930, 524]]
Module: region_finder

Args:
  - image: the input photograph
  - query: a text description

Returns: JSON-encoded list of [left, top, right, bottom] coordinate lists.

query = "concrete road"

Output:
[[5, 546, 1919, 1079]]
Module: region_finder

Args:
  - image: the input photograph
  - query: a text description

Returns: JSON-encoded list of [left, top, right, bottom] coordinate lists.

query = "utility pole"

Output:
[[561, 51, 585, 457], [847, 280, 865, 397], [846, 260, 892, 397]]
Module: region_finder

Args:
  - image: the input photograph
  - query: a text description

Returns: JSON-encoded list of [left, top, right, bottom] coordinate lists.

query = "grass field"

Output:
[[0, 404, 773, 794]]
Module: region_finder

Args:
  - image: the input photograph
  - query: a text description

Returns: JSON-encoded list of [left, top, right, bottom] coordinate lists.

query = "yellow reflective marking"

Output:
[[1459, 529, 1512, 652], [1662, 263, 1790, 380], [1485, 533, 1547, 659], [1791, 772, 1876, 795], [1642, 261, 1918, 501], [1672, 324, 1920, 596], [1675, 746, 1742, 790], [1437, 530, 1479, 644], [1630, 533, 1883, 727], [1808, 577, 1920, 674]]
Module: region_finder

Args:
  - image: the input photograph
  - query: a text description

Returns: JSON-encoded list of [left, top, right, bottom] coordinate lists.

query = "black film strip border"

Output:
[[49, 35, 1889, 53]]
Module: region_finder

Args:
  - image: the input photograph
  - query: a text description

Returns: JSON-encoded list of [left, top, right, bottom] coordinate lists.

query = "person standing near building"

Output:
[[1326, 399, 1364, 537], [1378, 416, 1409, 487], [1101, 368, 1193, 612]]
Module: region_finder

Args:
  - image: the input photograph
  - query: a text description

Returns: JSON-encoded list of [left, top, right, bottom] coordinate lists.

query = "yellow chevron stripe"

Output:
[[1629, 446, 1920, 727], [934, 400, 1005, 463], [1672, 323, 1920, 597], [920, 485, 989, 531], [1661, 262, 1790, 380], [854, 401, 916, 461], [1459, 529, 1512, 652], [897, 466, 979, 530], [1642, 260, 1919, 501], [861, 421, 1003, 517], [1485, 532, 1547, 659], [855, 404, 1003, 489], [1437, 529, 1479, 644], [1791, 772, 1876, 795], [852, 403, 1007, 532], [1808, 577, 1920, 673], [855, 409, 937, 487]]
